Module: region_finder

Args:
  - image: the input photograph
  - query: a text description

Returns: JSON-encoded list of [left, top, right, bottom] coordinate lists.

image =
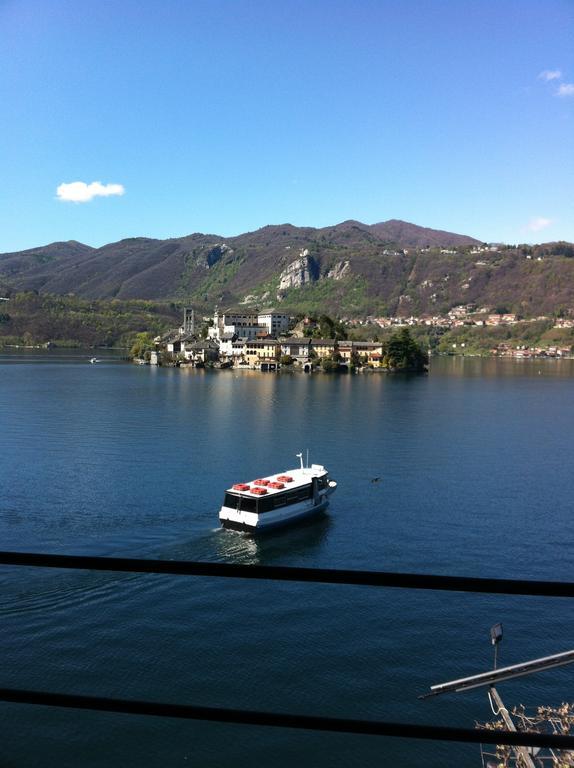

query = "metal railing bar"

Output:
[[1, 687, 573, 749], [0, 551, 573, 597]]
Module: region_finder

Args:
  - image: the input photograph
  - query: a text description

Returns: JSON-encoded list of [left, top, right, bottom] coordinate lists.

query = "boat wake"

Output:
[[0, 569, 145, 618]]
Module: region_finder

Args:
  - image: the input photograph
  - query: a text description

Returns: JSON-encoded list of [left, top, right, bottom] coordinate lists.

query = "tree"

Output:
[[382, 328, 428, 372], [320, 351, 342, 372], [479, 702, 574, 767], [321, 358, 339, 373], [199, 323, 210, 339], [130, 332, 155, 359], [316, 314, 348, 340]]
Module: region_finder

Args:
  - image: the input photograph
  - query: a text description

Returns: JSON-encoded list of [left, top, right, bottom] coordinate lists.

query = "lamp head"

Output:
[[490, 623, 503, 646]]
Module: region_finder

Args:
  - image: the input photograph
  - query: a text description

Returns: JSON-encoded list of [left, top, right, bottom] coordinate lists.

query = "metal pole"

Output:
[[422, 649, 574, 697], [489, 687, 536, 768]]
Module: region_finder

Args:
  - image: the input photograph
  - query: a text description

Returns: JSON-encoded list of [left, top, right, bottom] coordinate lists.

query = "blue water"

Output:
[[1, 353, 573, 766]]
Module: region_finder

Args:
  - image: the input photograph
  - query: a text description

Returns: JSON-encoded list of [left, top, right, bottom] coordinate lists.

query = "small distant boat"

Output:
[[89, 357, 100, 364], [219, 452, 337, 533]]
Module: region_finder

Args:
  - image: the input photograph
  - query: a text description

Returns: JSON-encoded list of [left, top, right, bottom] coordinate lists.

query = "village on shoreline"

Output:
[[137, 305, 574, 372], [358, 304, 574, 360], [2, 296, 573, 365], [147, 309, 400, 372]]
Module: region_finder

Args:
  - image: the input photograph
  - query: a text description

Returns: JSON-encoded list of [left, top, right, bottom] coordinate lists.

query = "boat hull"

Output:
[[220, 482, 336, 534]]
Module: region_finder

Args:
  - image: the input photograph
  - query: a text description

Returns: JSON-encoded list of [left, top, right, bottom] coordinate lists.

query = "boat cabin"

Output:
[[223, 474, 330, 515]]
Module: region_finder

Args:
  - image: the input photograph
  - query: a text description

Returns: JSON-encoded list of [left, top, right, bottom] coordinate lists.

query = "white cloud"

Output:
[[56, 181, 125, 203], [527, 217, 552, 233], [538, 69, 562, 81], [557, 83, 574, 97]]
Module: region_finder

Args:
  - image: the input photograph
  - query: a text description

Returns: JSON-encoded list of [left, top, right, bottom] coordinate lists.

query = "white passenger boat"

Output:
[[219, 453, 337, 533]]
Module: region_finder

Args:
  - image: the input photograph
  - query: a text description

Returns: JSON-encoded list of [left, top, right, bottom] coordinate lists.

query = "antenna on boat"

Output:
[[296, 452, 303, 470], [306, 449, 309, 468]]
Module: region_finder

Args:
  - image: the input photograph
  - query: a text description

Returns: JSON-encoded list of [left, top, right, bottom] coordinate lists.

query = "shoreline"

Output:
[[2, 345, 573, 365]]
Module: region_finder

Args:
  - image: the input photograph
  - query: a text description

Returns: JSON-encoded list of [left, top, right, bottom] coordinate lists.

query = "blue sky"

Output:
[[1, 0, 573, 251]]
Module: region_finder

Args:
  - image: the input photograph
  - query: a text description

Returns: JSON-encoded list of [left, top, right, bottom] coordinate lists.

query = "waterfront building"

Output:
[[182, 339, 219, 365], [166, 334, 192, 354], [242, 339, 281, 367], [351, 341, 384, 367], [337, 341, 353, 364], [310, 339, 338, 358], [217, 332, 237, 360], [230, 338, 249, 363], [280, 337, 312, 364], [338, 341, 384, 367]]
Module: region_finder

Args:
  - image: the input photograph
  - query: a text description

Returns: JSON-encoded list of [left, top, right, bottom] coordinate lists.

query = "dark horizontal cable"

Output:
[[0, 551, 573, 597], [0, 687, 573, 750]]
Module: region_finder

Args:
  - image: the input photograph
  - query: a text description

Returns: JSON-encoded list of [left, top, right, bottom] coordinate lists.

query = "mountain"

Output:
[[0, 240, 94, 287], [368, 219, 480, 248], [1, 221, 573, 317]]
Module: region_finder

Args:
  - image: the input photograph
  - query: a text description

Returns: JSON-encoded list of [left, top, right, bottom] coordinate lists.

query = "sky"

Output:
[[1, 0, 573, 251]]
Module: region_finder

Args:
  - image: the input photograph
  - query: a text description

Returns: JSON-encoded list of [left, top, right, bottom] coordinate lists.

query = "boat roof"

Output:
[[226, 465, 327, 496]]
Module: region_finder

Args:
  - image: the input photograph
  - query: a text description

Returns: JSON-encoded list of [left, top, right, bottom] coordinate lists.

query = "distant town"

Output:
[[356, 304, 574, 360], [146, 304, 573, 370], [154, 309, 389, 371]]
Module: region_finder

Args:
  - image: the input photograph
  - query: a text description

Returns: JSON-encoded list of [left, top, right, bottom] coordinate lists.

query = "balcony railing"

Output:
[[1, 550, 573, 752]]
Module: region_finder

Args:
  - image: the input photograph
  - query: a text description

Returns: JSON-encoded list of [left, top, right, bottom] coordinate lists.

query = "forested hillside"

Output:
[[1, 220, 573, 318]]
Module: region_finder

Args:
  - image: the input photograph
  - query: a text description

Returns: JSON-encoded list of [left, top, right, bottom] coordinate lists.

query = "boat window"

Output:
[[226, 485, 318, 516], [281, 487, 311, 504], [240, 497, 258, 513], [257, 496, 274, 513], [223, 493, 258, 513]]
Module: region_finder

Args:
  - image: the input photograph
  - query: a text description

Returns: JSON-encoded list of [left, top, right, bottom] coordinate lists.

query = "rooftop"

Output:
[[226, 465, 328, 496]]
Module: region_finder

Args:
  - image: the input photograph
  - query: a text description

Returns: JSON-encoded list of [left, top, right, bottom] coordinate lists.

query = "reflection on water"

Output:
[[0, 347, 127, 364], [430, 355, 574, 378], [214, 514, 332, 564]]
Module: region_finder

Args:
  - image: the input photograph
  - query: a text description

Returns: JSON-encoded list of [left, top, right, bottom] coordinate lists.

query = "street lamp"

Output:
[[490, 622, 503, 670]]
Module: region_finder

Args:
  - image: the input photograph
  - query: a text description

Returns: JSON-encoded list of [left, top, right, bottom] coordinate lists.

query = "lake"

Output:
[[1, 352, 573, 767]]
